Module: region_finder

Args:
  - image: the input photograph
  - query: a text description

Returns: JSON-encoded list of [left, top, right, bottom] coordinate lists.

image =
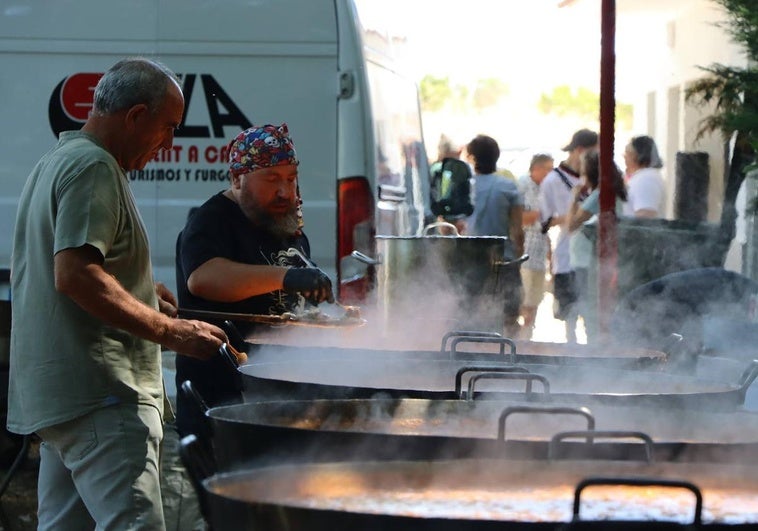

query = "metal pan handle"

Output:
[[658, 332, 683, 358], [454, 366, 529, 398], [440, 330, 502, 353], [450, 336, 517, 363], [221, 320, 247, 354], [466, 371, 550, 400], [219, 343, 243, 371], [178, 380, 215, 459], [571, 476, 702, 525], [180, 380, 209, 415], [737, 359, 758, 398], [497, 405, 594, 442], [178, 434, 215, 521], [550, 430, 655, 463], [350, 250, 381, 266], [423, 221, 459, 236], [493, 254, 529, 268]]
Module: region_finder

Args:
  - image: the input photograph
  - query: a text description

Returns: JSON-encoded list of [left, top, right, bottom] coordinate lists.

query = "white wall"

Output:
[[618, 0, 746, 222]]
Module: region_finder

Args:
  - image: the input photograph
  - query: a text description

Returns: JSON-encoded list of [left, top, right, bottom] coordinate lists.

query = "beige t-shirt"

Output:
[[8, 131, 164, 434]]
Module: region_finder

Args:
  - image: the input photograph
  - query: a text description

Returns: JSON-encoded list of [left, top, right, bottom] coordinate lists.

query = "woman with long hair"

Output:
[[566, 148, 626, 342]]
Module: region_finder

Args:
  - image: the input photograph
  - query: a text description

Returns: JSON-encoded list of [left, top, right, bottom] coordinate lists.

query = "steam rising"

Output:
[[223, 266, 758, 474]]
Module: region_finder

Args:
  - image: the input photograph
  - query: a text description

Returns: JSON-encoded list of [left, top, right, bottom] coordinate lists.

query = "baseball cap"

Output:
[[562, 129, 598, 151], [228, 123, 299, 176]]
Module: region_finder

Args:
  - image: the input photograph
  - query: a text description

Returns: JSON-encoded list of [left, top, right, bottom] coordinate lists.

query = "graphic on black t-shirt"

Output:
[[266, 248, 308, 314]]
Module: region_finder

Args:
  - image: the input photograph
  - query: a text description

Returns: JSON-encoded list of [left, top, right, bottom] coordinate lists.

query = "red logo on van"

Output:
[[60, 73, 102, 121], [48, 74, 102, 136]]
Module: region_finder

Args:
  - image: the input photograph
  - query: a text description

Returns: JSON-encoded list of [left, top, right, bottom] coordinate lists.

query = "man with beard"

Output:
[[174, 123, 333, 439]]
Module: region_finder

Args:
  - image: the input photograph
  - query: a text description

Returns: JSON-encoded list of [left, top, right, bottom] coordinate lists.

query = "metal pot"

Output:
[[354, 223, 526, 332], [188, 449, 758, 530], [242, 330, 672, 372], [200, 397, 758, 471], [237, 348, 758, 410], [245, 330, 672, 370]]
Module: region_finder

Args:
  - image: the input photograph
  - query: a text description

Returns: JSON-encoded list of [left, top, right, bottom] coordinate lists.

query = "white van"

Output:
[[0, 0, 429, 301]]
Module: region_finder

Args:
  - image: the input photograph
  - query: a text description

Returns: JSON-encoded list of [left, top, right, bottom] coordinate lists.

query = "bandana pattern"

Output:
[[228, 123, 299, 175]]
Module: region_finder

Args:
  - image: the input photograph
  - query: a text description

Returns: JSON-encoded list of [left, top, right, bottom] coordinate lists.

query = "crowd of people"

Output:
[[6, 55, 669, 529], [429, 127, 667, 343]]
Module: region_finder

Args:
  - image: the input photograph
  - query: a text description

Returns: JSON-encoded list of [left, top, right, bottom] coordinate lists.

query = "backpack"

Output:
[[429, 157, 474, 219]]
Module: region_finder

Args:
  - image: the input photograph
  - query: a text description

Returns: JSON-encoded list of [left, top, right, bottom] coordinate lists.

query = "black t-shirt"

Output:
[[174, 191, 312, 436], [176, 191, 311, 323]]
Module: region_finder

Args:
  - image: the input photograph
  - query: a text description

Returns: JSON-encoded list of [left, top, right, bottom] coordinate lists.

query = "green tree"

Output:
[[538, 85, 633, 127], [685, 0, 758, 259], [419, 75, 452, 112], [471, 78, 510, 111]]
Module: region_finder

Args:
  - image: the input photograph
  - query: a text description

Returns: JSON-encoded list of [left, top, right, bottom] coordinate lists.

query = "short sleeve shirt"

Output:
[[623, 167, 665, 216], [176, 192, 312, 331], [9, 131, 162, 434], [539, 165, 580, 274], [174, 192, 313, 419], [468, 173, 523, 260], [517, 174, 550, 271]]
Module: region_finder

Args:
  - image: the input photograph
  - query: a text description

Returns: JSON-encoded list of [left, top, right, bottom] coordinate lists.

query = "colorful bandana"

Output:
[[228, 123, 299, 176]]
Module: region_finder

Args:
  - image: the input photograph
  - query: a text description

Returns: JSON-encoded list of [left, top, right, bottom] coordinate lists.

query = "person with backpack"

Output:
[[429, 134, 474, 234]]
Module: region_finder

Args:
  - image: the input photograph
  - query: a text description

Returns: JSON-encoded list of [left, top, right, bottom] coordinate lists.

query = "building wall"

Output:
[[618, 0, 745, 222]]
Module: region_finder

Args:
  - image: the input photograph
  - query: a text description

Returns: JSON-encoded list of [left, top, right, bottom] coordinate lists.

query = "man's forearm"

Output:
[[55, 248, 173, 345]]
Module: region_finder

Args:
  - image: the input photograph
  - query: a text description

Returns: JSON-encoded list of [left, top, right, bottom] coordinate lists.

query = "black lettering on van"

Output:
[[176, 75, 210, 138], [175, 74, 251, 139], [201, 75, 252, 137], [194, 169, 228, 181]]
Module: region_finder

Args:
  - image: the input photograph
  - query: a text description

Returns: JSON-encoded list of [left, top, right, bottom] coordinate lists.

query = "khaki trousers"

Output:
[[36, 403, 164, 531]]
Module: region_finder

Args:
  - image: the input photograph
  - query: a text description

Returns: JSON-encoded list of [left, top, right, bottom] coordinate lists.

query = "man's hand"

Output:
[[164, 319, 227, 361], [282, 267, 335, 304], [155, 282, 178, 317]]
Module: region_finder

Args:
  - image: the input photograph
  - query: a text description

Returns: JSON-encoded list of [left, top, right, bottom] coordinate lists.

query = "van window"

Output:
[[366, 62, 429, 236]]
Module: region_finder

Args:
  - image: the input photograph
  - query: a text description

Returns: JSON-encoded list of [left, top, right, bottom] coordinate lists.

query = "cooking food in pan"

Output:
[[204, 459, 758, 526]]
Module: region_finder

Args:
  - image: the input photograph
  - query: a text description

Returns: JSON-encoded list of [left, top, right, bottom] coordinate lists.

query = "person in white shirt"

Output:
[[623, 135, 665, 218], [539, 128, 598, 343], [517, 153, 553, 339]]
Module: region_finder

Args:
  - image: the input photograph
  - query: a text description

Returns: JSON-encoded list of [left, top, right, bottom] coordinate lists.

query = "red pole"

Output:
[[597, 0, 617, 338]]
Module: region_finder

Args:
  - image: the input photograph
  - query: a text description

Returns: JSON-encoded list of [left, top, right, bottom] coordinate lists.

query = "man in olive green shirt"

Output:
[[9, 58, 227, 530]]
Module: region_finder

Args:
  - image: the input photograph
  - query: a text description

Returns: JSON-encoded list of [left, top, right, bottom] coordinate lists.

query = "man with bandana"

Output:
[[174, 123, 333, 438]]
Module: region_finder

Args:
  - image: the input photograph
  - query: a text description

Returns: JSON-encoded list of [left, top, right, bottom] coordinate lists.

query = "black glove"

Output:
[[282, 267, 335, 304]]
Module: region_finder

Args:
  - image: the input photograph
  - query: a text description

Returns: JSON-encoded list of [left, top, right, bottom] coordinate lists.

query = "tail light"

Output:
[[337, 176, 375, 303]]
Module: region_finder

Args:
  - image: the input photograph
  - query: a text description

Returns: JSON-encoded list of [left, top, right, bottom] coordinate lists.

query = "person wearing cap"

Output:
[[539, 128, 598, 343], [174, 123, 334, 438]]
